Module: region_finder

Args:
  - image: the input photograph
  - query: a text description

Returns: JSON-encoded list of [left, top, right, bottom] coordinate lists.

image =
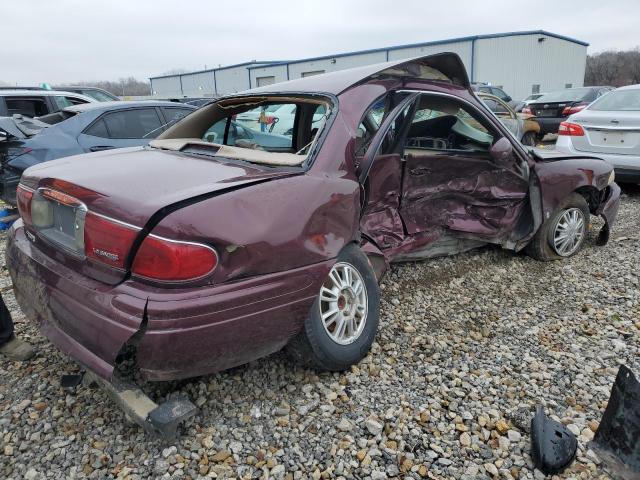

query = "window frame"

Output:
[[358, 89, 531, 183], [406, 93, 500, 156]]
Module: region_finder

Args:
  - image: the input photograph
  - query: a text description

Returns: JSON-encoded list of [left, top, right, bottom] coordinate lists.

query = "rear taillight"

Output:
[[84, 212, 140, 269], [16, 184, 34, 225], [522, 106, 532, 115], [562, 104, 587, 116], [558, 122, 585, 136], [132, 235, 218, 282]]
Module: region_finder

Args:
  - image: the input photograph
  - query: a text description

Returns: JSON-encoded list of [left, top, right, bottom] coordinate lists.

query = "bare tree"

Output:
[[585, 48, 640, 86]]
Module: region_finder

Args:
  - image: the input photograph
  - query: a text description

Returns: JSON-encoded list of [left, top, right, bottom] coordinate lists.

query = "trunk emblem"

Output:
[[93, 248, 119, 262]]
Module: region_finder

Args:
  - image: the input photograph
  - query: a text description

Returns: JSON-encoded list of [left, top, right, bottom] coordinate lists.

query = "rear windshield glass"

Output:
[[589, 89, 640, 111], [536, 88, 593, 103]]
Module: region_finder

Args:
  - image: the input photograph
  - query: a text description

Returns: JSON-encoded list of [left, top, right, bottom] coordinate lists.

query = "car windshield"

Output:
[[588, 89, 640, 111], [536, 88, 593, 103], [84, 90, 117, 102]]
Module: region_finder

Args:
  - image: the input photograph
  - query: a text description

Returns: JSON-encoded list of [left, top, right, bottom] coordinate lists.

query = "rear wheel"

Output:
[[287, 244, 380, 371], [526, 193, 590, 261]]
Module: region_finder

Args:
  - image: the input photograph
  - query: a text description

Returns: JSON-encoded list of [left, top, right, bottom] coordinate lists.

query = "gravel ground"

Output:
[[1, 185, 638, 480]]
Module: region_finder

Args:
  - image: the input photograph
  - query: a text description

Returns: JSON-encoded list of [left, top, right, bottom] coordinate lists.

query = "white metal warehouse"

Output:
[[149, 30, 588, 101]]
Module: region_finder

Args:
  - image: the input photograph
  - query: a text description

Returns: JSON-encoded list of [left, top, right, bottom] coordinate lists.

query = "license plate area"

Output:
[[32, 188, 86, 257]]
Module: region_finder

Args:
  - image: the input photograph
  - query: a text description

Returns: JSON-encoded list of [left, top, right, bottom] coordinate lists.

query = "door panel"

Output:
[[400, 152, 528, 237]]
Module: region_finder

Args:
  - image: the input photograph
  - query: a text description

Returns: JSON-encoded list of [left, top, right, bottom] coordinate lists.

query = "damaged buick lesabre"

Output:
[[7, 53, 620, 435]]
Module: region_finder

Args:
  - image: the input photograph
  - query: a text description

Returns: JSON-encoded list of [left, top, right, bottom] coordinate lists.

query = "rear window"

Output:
[[589, 89, 640, 111], [102, 108, 163, 139], [162, 108, 193, 124], [536, 88, 594, 103]]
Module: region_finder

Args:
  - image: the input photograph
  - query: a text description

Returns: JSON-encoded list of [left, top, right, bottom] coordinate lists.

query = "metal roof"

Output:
[[149, 30, 588, 82], [64, 100, 196, 113]]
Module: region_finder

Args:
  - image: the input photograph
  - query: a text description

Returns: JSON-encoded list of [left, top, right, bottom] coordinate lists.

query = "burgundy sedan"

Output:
[[7, 54, 619, 431]]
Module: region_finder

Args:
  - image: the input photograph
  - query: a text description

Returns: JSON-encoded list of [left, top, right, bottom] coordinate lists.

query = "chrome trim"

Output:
[[88, 211, 142, 231]]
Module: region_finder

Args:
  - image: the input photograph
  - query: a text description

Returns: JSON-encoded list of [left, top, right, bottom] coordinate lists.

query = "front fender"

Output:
[[532, 158, 620, 245], [533, 158, 613, 221]]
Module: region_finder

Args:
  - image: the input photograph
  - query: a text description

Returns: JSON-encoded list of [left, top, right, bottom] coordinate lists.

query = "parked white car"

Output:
[[555, 84, 640, 184]]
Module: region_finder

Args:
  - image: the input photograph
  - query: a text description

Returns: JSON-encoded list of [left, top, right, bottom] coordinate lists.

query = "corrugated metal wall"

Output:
[[287, 51, 387, 79], [388, 41, 473, 71], [151, 33, 587, 101], [150, 76, 182, 97], [474, 34, 587, 100], [180, 71, 216, 97]]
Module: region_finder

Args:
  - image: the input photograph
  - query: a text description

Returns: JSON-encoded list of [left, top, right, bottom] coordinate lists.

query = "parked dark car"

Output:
[[55, 86, 120, 102], [0, 101, 196, 204], [6, 53, 620, 433], [472, 82, 516, 107], [522, 86, 614, 137], [0, 89, 94, 117]]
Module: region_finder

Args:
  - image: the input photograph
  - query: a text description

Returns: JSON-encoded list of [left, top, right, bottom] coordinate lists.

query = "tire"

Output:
[[521, 131, 537, 147], [287, 244, 380, 371], [526, 193, 590, 261]]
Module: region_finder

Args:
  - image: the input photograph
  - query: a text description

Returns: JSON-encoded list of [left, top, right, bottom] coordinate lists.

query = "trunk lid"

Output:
[[21, 145, 296, 283], [529, 101, 572, 118], [569, 110, 640, 156]]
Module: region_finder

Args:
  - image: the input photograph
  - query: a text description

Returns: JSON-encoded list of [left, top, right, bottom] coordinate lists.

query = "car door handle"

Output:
[[410, 167, 431, 176], [89, 146, 115, 152]]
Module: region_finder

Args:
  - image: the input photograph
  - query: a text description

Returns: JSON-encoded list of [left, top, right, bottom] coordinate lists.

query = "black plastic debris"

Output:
[[590, 365, 640, 480], [60, 372, 85, 390], [530, 405, 578, 475]]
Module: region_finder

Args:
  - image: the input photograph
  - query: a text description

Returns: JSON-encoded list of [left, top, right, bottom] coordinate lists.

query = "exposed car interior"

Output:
[[153, 95, 332, 166]]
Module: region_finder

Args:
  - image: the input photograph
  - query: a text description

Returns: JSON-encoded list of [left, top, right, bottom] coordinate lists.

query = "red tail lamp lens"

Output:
[[522, 106, 532, 115], [562, 104, 587, 116], [84, 212, 139, 269], [16, 184, 34, 225], [558, 122, 585, 136], [132, 235, 218, 281]]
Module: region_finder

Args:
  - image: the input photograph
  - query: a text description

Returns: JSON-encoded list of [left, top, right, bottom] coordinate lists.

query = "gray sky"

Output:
[[3, 0, 639, 85]]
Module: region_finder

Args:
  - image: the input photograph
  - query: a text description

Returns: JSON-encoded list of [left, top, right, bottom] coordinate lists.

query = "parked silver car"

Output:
[[555, 84, 640, 184]]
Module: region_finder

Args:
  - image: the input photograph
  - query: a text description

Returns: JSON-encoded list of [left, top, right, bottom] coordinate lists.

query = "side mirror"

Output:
[[505, 95, 512, 102], [490, 137, 513, 164]]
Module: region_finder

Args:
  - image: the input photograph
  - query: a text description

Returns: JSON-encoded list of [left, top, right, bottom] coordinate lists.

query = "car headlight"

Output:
[[607, 170, 615, 185]]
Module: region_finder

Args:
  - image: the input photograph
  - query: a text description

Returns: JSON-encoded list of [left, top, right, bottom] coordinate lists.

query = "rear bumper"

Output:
[[555, 137, 640, 184], [7, 221, 331, 381]]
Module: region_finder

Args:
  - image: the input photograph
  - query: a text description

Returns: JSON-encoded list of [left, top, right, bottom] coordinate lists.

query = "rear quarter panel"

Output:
[[148, 172, 362, 283]]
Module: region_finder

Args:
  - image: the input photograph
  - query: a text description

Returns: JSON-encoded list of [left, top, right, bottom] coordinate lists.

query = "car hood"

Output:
[[21, 146, 298, 227]]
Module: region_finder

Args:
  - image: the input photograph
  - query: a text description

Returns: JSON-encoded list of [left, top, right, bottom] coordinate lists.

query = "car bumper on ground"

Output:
[[6, 220, 332, 382], [555, 137, 640, 184]]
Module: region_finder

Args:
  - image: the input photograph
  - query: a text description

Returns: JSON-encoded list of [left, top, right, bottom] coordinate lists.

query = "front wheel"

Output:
[[287, 244, 380, 371], [526, 193, 590, 261]]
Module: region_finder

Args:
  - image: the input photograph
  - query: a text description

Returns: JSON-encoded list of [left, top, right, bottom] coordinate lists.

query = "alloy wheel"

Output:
[[318, 262, 368, 345]]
